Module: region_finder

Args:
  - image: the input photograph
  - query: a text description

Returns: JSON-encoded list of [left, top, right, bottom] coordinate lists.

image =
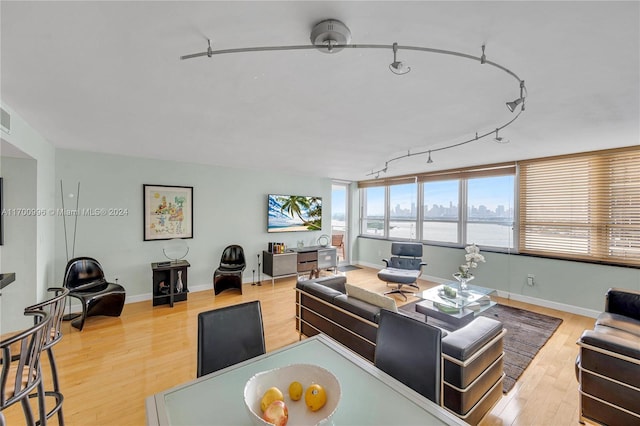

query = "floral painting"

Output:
[[144, 184, 193, 241]]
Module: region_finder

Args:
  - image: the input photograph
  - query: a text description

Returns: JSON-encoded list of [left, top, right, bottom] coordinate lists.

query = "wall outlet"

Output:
[[527, 274, 535, 286]]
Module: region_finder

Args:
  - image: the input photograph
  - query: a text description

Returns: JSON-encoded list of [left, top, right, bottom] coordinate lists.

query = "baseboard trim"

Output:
[[354, 260, 600, 319]]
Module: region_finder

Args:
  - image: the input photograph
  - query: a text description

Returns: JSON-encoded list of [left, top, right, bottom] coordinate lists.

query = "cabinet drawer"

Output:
[[298, 261, 317, 272], [318, 248, 337, 269], [272, 253, 297, 276], [297, 251, 318, 262]]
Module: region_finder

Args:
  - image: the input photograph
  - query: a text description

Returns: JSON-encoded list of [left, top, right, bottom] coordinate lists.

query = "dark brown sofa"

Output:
[[295, 275, 506, 424], [576, 287, 640, 425]]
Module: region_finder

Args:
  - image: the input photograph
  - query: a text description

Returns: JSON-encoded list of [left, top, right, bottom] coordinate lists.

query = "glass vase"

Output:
[[453, 273, 474, 291]]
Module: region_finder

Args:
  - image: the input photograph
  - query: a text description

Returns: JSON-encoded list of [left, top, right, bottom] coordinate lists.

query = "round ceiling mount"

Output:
[[310, 19, 351, 53]]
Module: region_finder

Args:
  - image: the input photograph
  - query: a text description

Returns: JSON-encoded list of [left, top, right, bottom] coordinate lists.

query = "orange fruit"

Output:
[[304, 383, 327, 412], [260, 387, 284, 412], [288, 381, 303, 401]]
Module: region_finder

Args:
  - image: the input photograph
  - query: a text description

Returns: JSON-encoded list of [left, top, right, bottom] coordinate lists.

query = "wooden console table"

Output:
[[262, 246, 337, 285]]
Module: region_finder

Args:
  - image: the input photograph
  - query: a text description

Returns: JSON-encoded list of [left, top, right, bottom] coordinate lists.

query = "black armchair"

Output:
[[213, 245, 246, 295], [63, 257, 126, 331], [377, 242, 426, 300], [576, 287, 640, 425]]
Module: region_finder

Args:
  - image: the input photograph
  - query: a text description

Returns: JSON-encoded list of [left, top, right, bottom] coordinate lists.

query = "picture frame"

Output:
[[143, 184, 193, 241]]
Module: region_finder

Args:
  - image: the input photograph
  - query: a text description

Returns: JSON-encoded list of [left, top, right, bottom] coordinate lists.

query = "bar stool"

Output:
[[25, 287, 68, 426], [0, 310, 50, 426]]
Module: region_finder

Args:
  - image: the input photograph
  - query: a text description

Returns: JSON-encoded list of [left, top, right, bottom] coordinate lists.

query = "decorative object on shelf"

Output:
[[317, 234, 330, 247], [163, 238, 190, 263], [143, 184, 193, 241], [176, 270, 184, 293], [453, 243, 486, 291], [180, 19, 526, 177]]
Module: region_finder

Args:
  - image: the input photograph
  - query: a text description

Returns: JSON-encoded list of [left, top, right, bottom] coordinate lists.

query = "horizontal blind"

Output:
[[519, 146, 640, 266]]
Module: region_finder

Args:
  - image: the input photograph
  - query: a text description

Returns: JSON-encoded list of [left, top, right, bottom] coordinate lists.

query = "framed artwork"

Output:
[[143, 184, 193, 241]]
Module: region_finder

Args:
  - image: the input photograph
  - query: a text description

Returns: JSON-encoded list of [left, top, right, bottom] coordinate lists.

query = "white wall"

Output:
[[55, 149, 333, 302], [0, 103, 56, 333], [355, 236, 640, 317]]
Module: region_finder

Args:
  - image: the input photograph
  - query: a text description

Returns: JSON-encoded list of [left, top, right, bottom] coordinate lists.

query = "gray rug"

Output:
[[337, 265, 362, 272], [399, 302, 563, 393]]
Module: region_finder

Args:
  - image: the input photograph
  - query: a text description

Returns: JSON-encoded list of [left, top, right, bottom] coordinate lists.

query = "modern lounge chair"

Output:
[[196, 300, 266, 377], [377, 242, 426, 300], [63, 257, 126, 331], [213, 245, 246, 295]]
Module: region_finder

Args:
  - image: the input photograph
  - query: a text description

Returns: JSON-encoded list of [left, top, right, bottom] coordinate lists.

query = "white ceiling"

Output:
[[1, 1, 638, 181]]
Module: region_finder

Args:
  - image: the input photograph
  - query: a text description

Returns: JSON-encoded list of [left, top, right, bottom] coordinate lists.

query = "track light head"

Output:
[[427, 151, 433, 164], [506, 98, 523, 112], [480, 45, 486, 64], [390, 42, 411, 75]]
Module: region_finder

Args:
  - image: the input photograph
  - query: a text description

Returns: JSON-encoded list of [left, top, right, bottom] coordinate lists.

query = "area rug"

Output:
[[337, 265, 362, 272], [398, 302, 563, 393]]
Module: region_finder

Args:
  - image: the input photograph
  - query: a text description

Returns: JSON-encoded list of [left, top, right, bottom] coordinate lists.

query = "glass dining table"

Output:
[[146, 334, 465, 425]]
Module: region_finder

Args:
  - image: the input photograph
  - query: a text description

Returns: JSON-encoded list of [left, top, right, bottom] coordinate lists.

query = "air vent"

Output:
[[0, 107, 10, 134]]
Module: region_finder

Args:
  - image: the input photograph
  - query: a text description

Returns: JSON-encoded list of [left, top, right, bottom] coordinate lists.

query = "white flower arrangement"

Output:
[[458, 243, 486, 278]]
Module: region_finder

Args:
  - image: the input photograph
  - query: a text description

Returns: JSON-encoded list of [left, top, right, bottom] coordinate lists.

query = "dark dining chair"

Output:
[[377, 242, 426, 300], [213, 245, 246, 295], [374, 309, 443, 404], [0, 310, 50, 426], [197, 301, 266, 377], [63, 257, 126, 331], [25, 287, 69, 425]]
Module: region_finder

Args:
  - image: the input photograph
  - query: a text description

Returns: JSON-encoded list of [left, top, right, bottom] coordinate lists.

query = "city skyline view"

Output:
[[363, 176, 515, 220]]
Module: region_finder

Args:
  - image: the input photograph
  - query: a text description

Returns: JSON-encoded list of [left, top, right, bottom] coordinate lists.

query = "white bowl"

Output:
[[244, 363, 341, 426]]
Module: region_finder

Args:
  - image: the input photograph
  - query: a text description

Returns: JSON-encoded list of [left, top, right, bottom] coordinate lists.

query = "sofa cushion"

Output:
[[442, 316, 503, 361], [333, 294, 381, 323], [296, 281, 343, 303], [595, 312, 640, 337], [345, 283, 398, 313], [299, 275, 347, 293]]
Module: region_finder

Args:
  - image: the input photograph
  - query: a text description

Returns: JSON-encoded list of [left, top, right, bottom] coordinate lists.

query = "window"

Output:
[[359, 163, 515, 248], [389, 182, 417, 239], [423, 180, 459, 243], [361, 186, 385, 236], [467, 175, 515, 248], [519, 147, 640, 266]]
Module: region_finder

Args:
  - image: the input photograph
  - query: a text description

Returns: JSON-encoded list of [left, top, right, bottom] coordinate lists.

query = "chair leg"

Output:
[[20, 396, 35, 425], [384, 284, 410, 301], [71, 303, 88, 331], [46, 348, 65, 425]]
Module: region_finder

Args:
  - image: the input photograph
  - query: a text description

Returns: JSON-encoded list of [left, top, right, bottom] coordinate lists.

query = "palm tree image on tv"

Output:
[[268, 195, 322, 232]]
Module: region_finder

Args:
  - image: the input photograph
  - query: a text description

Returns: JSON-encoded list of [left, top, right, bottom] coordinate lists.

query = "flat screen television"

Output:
[[267, 194, 322, 233]]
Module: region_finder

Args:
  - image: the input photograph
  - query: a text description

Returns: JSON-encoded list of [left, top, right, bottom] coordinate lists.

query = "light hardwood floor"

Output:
[[3, 266, 596, 425]]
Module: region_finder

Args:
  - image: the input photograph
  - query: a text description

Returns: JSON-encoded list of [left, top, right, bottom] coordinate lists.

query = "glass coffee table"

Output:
[[415, 283, 496, 328]]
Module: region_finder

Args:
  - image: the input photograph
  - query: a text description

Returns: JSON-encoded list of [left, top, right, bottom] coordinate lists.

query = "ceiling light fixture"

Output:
[[507, 80, 527, 112], [389, 42, 411, 75], [493, 129, 509, 144], [180, 19, 527, 176]]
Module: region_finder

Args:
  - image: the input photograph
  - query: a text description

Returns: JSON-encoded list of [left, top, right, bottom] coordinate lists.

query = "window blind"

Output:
[[519, 146, 640, 266]]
